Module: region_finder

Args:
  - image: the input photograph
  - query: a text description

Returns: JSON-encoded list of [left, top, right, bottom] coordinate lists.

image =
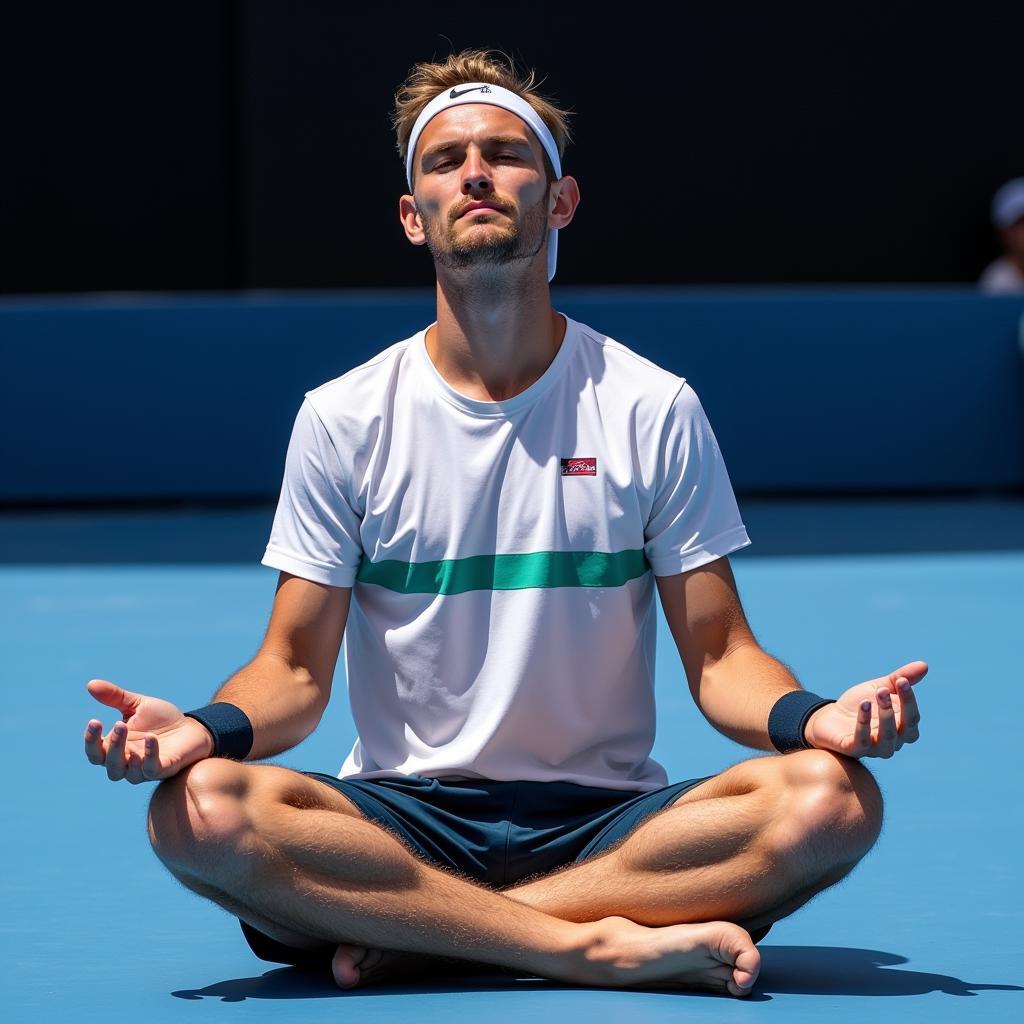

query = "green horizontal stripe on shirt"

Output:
[[356, 548, 651, 595]]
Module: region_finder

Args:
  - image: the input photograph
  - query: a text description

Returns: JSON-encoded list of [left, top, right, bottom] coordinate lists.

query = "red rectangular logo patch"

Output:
[[561, 457, 597, 476]]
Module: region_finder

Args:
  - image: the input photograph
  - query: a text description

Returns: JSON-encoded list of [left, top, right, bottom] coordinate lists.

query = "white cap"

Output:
[[405, 82, 562, 282], [992, 178, 1024, 229]]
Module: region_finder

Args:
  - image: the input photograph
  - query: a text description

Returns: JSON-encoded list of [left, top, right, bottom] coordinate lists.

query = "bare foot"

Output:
[[334, 918, 759, 996], [573, 916, 760, 997]]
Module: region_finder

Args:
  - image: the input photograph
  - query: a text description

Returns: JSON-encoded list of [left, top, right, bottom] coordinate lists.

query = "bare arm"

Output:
[[657, 557, 928, 757], [687, 644, 806, 751], [209, 572, 352, 759], [656, 556, 803, 751]]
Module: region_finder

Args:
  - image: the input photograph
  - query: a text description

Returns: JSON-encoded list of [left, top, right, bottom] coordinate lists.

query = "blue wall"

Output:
[[2, 288, 1022, 502]]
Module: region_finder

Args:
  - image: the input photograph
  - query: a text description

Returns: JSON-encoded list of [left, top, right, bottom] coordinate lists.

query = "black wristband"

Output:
[[183, 702, 254, 761], [768, 690, 836, 753]]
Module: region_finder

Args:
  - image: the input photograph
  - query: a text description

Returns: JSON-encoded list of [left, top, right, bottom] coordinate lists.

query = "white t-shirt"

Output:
[[262, 312, 751, 792]]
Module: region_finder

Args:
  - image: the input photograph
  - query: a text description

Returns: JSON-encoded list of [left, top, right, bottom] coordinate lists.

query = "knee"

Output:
[[776, 750, 884, 859], [147, 758, 255, 872]]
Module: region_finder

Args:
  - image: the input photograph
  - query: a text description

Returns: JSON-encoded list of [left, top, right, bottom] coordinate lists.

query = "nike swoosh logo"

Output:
[[449, 85, 492, 99]]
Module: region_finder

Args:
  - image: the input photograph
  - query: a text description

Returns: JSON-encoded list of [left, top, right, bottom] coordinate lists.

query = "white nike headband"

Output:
[[405, 82, 563, 282]]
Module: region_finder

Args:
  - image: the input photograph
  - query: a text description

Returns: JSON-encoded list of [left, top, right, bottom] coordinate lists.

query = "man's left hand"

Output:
[[804, 660, 927, 759]]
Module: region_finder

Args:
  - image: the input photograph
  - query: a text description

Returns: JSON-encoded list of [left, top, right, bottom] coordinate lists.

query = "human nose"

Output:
[[461, 148, 493, 195]]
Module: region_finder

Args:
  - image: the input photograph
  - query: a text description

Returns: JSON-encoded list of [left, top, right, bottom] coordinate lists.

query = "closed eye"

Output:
[[433, 153, 520, 171]]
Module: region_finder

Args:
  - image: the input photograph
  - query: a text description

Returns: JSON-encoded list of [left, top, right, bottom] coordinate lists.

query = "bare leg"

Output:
[[269, 749, 876, 988], [503, 750, 882, 930], [338, 749, 879, 985], [148, 760, 762, 996]]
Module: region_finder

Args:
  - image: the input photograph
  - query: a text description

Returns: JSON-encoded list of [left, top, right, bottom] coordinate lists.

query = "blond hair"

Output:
[[392, 48, 574, 185]]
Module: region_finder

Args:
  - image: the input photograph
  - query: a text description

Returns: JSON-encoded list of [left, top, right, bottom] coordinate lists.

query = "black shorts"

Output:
[[240, 770, 772, 967]]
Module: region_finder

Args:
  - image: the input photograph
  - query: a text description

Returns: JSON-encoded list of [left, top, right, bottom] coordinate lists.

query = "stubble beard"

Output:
[[421, 184, 551, 275]]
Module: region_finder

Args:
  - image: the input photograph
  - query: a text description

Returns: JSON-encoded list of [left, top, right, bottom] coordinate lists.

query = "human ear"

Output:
[[399, 194, 426, 246], [548, 175, 581, 231]]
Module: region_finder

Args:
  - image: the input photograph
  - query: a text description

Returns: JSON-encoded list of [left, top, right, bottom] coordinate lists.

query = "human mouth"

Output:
[[459, 202, 505, 218]]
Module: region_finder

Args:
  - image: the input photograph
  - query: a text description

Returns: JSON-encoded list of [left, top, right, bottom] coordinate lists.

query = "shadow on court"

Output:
[[171, 945, 1024, 1003], [173, 967, 569, 1003], [758, 945, 1024, 997]]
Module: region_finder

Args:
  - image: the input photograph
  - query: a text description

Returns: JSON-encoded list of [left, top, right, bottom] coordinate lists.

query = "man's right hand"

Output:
[[83, 679, 215, 783]]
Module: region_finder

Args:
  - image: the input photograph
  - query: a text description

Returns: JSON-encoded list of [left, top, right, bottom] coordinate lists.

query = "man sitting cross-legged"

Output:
[[83, 48, 925, 998]]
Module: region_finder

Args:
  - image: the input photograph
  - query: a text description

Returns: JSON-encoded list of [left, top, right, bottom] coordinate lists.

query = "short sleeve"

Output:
[[261, 397, 363, 587], [643, 381, 751, 576]]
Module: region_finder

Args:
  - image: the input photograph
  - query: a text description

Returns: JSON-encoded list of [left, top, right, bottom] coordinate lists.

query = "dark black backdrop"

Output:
[[3, 1, 1022, 294]]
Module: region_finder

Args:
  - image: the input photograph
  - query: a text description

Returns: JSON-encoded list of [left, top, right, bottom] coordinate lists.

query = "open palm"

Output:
[[83, 679, 213, 783], [804, 660, 926, 759]]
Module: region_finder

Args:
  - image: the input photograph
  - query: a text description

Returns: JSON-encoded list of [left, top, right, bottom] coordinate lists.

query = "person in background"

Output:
[[979, 178, 1024, 294]]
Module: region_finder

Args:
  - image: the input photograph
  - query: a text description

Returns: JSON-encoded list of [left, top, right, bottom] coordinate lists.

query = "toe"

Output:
[[733, 947, 759, 985], [730, 947, 760, 993], [714, 924, 759, 992], [331, 945, 364, 989]]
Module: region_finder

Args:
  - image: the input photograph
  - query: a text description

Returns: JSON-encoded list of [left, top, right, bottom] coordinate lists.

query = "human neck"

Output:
[[425, 270, 566, 403]]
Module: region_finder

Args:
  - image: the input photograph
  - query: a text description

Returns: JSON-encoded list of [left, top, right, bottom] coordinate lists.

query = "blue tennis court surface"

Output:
[[2, 496, 1022, 1022]]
